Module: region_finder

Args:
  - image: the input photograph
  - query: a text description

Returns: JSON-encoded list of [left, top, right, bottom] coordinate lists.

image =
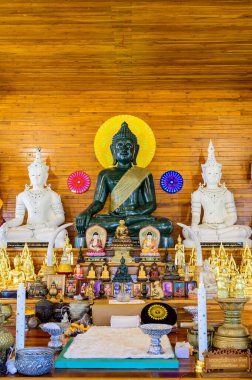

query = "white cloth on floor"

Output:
[[63, 326, 174, 359], [110, 315, 140, 328], [109, 299, 145, 304]]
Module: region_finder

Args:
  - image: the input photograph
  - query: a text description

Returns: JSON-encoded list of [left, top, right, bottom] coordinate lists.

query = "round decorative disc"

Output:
[[160, 171, 183, 194], [67, 171, 91, 194], [94, 115, 156, 168], [141, 302, 177, 325]]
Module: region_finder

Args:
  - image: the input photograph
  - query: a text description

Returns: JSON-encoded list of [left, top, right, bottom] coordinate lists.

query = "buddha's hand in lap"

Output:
[[76, 212, 92, 235]]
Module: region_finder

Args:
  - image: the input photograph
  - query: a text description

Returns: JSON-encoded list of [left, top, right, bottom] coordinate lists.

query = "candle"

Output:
[[198, 272, 208, 361], [16, 282, 26, 350]]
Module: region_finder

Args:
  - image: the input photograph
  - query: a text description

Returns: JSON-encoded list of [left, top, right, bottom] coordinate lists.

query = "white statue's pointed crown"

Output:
[[28, 147, 49, 173], [201, 140, 222, 171]]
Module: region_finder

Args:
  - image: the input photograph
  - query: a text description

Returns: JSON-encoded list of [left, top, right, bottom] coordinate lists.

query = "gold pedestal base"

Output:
[[213, 334, 250, 350], [213, 297, 251, 350], [111, 249, 133, 263], [43, 265, 56, 276]]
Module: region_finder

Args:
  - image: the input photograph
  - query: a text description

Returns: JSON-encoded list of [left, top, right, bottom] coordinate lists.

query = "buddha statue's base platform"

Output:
[[140, 256, 160, 262], [201, 242, 243, 248], [7, 241, 49, 248], [86, 256, 106, 262], [110, 249, 134, 264]]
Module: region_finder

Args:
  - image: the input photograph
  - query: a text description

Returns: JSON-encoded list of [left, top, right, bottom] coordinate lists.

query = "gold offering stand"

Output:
[[213, 297, 251, 350]]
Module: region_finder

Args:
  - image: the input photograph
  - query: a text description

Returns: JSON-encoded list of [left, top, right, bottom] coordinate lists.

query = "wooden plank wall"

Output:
[[0, 0, 251, 243]]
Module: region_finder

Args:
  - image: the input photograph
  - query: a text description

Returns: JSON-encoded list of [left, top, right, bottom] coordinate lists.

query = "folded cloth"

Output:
[[109, 299, 145, 304], [110, 315, 140, 328]]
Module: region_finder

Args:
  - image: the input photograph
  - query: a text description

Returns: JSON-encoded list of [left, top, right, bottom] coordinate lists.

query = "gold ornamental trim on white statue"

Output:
[[110, 166, 150, 212]]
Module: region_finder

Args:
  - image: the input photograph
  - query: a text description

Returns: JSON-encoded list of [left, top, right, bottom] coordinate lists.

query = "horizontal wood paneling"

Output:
[[0, 0, 251, 242]]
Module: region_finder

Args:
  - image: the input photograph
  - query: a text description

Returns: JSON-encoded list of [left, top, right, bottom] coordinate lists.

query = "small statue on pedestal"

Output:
[[100, 263, 110, 281], [174, 235, 185, 277], [8, 255, 26, 289], [87, 263, 97, 280], [86, 225, 106, 258], [57, 235, 73, 275], [112, 256, 132, 283], [137, 263, 147, 281], [149, 262, 160, 282], [111, 220, 133, 248], [139, 226, 160, 259]]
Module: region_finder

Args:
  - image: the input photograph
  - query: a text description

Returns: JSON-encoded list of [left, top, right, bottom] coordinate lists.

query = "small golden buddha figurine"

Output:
[[111, 220, 133, 248], [8, 255, 26, 289], [86, 280, 95, 304], [23, 256, 36, 281], [137, 264, 147, 281], [244, 261, 252, 295], [100, 264, 110, 280], [216, 274, 229, 298], [87, 263, 97, 280], [175, 235, 185, 266], [0, 248, 11, 284], [20, 242, 30, 263], [234, 275, 245, 298], [57, 235, 73, 275], [228, 254, 238, 278], [208, 247, 219, 276], [240, 242, 252, 275], [188, 245, 196, 278]]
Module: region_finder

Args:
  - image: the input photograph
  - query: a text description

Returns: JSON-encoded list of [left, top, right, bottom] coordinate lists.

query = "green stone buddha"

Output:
[[76, 122, 173, 247]]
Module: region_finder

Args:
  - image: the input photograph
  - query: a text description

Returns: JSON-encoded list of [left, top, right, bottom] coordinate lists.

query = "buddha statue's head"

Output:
[[28, 147, 49, 188], [13, 255, 21, 269], [110, 122, 139, 166], [201, 140, 222, 187]]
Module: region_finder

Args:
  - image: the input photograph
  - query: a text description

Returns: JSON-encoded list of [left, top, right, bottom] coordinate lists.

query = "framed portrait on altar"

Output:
[[185, 281, 197, 297], [78, 280, 89, 296], [65, 278, 78, 297], [103, 282, 113, 297], [123, 282, 133, 297], [132, 283, 141, 297], [94, 280, 102, 296], [162, 281, 173, 297], [141, 282, 151, 297], [47, 274, 65, 296], [173, 281, 185, 297]]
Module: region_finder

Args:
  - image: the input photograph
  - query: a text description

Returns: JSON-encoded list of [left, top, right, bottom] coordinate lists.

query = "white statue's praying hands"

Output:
[[0, 147, 67, 247]]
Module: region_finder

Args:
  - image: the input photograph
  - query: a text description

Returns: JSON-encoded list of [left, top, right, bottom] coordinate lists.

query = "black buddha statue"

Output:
[[76, 122, 173, 247]]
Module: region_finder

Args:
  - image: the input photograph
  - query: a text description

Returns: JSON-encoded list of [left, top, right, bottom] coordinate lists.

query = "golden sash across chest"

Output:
[[110, 166, 150, 212]]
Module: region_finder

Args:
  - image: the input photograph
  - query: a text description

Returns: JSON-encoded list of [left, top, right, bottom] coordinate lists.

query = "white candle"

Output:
[[16, 282, 26, 350], [198, 272, 208, 361]]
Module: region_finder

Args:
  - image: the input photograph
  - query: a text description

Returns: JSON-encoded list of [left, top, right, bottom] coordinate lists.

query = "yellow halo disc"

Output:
[[94, 115, 156, 168]]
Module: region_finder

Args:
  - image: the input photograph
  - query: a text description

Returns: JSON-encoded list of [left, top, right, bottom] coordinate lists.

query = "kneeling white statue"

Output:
[[182, 140, 251, 248], [0, 147, 67, 247]]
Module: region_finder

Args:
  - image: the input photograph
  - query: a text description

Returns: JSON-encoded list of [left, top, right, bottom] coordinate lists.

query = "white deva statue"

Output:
[[0, 147, 67, 247], [183, 140, 251, 248]]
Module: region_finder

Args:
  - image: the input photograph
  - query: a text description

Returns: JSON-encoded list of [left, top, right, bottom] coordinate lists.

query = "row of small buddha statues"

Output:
[[0, 125, 250, 251], [2, 228, 252, 303]]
